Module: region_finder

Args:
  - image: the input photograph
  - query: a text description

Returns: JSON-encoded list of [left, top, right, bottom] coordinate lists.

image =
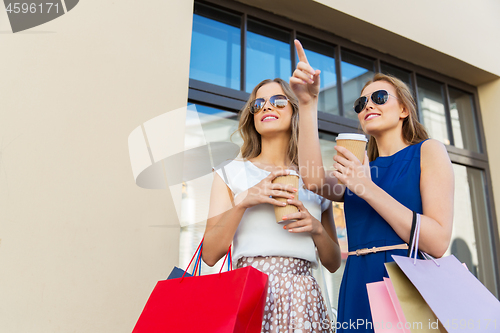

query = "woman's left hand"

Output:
[[332, 146, 372, 198], [282, 199, 323, 236], [290, 39, 321, 105]]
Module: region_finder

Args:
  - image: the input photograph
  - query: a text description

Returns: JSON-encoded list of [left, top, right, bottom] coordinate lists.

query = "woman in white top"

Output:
[[202, 78, 341, 333]]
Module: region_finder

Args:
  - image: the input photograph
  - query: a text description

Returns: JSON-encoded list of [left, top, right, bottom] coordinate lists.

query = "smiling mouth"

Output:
[[365, 113, 380, 121], [262, 116, 279, 122]]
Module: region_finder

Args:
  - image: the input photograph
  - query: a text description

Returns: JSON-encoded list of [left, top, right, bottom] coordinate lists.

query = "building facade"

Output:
[[1, 0, 499, 332]]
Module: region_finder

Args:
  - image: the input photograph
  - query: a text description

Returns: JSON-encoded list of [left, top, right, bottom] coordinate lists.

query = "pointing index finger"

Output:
[[294, 39, 309, 64]]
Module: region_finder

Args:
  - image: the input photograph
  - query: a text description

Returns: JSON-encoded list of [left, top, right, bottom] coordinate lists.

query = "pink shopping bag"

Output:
[[367, 278, 410, 333]]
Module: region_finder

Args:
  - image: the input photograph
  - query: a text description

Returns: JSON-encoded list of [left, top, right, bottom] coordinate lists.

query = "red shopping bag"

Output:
[[132, 241, 269, 333]]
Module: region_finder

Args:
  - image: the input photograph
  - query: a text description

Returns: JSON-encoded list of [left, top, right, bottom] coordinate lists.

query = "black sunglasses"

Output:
[[353, 90, 398, 114], [250, 94, 289, 114]]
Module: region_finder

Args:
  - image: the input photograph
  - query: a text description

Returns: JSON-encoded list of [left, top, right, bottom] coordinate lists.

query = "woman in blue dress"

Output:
[[290, 40, 454, 332]]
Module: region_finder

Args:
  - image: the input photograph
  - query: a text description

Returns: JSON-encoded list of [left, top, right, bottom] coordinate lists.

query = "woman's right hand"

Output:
[[236, 169, 298, 209], [290, 39, 321, 105]]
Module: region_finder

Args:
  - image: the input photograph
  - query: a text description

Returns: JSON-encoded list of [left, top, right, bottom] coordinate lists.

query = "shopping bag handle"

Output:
[[181, 239, 204, 280], [408, 213, 440, 267], [181, 238, 233, 281], [408, 212, 421, 262], [407, 211, 418, 257], [219, 245, 232, 275]]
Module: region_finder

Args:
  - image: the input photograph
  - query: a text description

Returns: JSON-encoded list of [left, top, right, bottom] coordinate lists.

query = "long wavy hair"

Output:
[[232, 78, 300, 166], [361, 73, 429, 161]]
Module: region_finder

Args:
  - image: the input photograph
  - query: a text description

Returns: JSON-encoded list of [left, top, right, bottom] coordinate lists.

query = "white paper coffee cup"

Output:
[[335, 133, 368, 185]]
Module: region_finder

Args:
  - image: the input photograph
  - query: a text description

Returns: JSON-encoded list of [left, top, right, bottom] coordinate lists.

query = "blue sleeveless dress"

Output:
[[336, 140, 426, 332]]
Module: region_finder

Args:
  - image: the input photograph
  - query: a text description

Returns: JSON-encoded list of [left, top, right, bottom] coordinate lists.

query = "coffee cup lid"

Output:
[[336, 133, 368, 142]]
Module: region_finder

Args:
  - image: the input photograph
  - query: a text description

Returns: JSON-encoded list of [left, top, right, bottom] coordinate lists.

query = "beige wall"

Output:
[[0, 0, 194, 332]]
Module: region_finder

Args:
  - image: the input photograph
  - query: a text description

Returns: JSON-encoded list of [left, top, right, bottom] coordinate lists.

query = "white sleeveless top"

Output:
[[214, 159, 332, 268]]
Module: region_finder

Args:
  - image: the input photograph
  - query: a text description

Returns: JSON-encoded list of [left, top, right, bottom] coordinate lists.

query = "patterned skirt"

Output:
[[237, 256, 332, 333]]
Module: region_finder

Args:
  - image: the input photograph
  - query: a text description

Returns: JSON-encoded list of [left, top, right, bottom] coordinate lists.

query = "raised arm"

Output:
[[290, 39, 345, 201]]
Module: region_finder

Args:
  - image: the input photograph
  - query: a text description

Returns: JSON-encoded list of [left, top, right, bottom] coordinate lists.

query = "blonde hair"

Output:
[[232, 78, 300, 166], [361, 73, 429, 161]]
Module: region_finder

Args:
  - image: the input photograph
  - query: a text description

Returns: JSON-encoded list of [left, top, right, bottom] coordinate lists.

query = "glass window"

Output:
[[341, 50, 375, 120], [316, 132, 346, 317], [298, 35, 338, 115], [246, 19, 291, 92], [325, 199, 345, 318], [318, 132, 338, 172], [179, 105, 240, 275], [190, 3, 241, 89], [416, 75, 450, 145], [195, 104, 242, 146], [449, 164, 480, 277], [448, 164, 497, 295], [380, 63, 412, 89], [448, 87, 481, 152]]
